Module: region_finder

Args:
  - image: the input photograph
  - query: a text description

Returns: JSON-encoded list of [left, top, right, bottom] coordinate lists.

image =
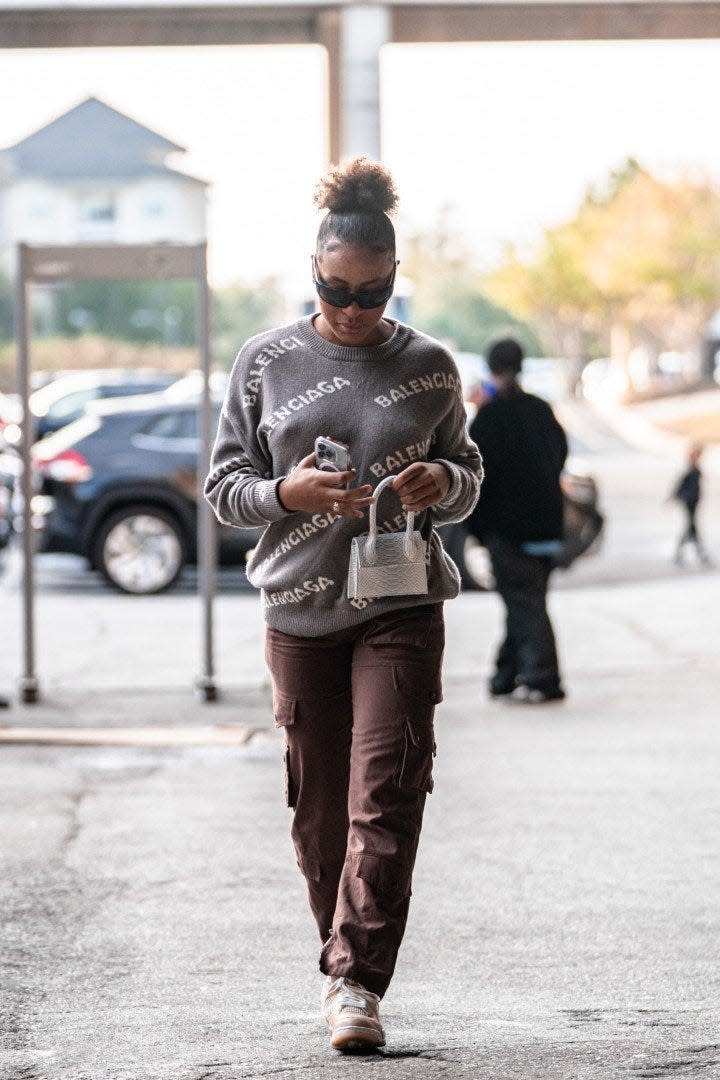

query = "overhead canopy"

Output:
[[3, 0, 719, 162], [1, 1, 720, 48]]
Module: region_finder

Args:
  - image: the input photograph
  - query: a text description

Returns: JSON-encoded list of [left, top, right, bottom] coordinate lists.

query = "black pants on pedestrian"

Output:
[[485, 534, 562, 695], [676, 505, 709, 562]]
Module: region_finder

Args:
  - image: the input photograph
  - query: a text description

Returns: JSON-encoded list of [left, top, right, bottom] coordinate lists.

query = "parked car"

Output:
[[159, 369, 229, 402], [581, 357, 630, 402], [5, 369, 184, 447], [0, 391, 22, 451], [0, 466, 11, 550], [31, 392, 259, 594]]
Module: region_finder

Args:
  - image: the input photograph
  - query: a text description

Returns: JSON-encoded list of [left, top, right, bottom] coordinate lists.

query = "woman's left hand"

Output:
[[392, 462, 451, 513]]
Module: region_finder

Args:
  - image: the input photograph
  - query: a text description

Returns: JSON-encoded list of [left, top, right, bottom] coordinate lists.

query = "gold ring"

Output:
[[332, 500, 341, 514]]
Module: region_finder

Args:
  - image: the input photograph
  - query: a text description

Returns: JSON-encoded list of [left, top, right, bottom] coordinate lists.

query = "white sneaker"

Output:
[[321, 975, 386, 1051]]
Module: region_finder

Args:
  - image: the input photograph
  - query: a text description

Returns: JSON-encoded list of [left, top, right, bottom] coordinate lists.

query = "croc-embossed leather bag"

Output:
[[347, 475, 428, 601]]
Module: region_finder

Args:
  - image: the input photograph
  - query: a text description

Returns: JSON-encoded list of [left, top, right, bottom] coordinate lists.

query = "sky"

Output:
[[1, 38, 720, 293]]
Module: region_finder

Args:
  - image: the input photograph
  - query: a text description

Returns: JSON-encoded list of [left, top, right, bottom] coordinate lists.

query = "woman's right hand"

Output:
[[278, 452, 374, 519]]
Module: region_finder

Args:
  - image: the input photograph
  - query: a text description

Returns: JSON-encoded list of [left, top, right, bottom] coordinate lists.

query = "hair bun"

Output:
[[314, 157, 398, 216]]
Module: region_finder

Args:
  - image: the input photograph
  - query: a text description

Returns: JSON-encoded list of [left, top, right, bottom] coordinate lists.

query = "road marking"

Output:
[[0, 724, 255, 747]]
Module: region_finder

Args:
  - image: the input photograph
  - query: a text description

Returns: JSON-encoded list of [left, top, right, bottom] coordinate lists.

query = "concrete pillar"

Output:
[[322, 4, 390, 163]]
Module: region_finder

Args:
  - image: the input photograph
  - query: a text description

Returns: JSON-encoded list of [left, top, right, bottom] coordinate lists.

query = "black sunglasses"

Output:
[[312, 255, 398, 310]]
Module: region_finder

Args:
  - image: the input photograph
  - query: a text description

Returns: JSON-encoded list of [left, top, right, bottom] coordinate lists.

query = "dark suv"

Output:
[[32, 392, 259, 593], [25, 369, 182, 443]]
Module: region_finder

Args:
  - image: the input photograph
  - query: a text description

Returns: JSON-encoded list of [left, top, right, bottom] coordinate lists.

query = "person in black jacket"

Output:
[[671, 442, 711, 567], [468, 338, 568, 703]]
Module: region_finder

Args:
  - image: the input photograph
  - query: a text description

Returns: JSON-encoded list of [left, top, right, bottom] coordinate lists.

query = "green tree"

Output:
[[487, 159, 720, 377], [10, 276, 280, 366], [50, 280, 198, 345], [403, 215, 541, 356], [211, 279, 283, 369]]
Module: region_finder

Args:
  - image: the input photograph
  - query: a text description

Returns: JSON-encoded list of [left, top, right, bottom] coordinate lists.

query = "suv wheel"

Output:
[[94, 504, 186, 594]]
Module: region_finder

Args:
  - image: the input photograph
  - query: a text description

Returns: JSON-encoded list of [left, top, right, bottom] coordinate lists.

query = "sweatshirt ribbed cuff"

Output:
[[434, 459, 463, 509], [256, 477, 295, 523]]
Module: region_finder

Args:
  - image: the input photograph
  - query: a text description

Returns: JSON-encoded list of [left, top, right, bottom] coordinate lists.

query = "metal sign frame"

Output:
[[15, 242, 217, 704]]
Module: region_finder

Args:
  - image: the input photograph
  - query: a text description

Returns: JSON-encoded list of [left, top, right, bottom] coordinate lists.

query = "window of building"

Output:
[[143, 199, 166, 219], [77, 193, 116, 224], [28, 202, 53, 220]]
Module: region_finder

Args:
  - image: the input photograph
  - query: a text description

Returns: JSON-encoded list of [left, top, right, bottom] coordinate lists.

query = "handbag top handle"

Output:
[[367, 474, 418, 563]]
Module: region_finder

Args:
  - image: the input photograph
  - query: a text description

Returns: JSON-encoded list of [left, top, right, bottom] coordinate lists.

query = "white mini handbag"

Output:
[[347, 474, 428, 601]]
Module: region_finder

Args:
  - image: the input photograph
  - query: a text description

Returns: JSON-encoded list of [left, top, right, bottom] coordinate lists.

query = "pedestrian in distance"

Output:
[[204, 157, 483, 1054], [670, 441, 712, 568], [467, 338, 568, 704]]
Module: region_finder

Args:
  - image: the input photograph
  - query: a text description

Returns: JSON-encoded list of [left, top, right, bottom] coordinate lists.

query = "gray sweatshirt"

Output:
[[204, 315, 483, 636]]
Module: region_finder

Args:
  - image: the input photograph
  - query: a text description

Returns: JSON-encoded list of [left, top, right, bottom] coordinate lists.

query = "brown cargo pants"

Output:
[[264, 602, 445, 998]]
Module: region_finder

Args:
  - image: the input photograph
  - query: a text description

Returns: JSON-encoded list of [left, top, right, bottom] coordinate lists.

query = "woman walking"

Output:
[[204, 158, 482, 1053]]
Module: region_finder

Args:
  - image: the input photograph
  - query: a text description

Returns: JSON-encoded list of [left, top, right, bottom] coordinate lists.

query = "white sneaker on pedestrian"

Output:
[[509, 684, 566, 704], [321, 975, 386, 1052]]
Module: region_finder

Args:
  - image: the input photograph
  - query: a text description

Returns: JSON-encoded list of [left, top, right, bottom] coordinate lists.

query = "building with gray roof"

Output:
[[0, 96, 208, 267]]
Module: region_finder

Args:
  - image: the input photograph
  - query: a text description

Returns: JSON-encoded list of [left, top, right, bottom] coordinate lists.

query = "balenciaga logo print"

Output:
[[349, 595, 376, 610], [254, 512, 340, 574], [262, 377, 351, 433], [262, 576, 335, 608], [369, 438, 432, 478], [374, 371, 463, 408], [242, 336, 303, 407]]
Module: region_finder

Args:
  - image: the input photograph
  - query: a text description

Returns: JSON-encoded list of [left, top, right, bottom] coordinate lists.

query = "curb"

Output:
[[0, 723, 259, 747]]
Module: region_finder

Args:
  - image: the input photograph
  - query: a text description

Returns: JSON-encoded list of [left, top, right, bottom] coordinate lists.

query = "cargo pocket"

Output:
[[391, 662, 441, 795], [354, 850, 412, 905], [392, 662, 443, 706], [273, 694, 298, 808], [283, 745, 298, 809], [273, 692, 296, 728], [294, 847, 322, 883], [397, 716, 436, 794]]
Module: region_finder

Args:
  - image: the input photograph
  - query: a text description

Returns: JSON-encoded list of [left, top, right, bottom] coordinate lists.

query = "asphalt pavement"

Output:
[[2, 403, 720, 1079], [3, 570, 720, 1078]]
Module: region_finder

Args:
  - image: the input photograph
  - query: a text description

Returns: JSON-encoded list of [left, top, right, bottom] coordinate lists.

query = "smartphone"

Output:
[[314, 436, 351, 475]]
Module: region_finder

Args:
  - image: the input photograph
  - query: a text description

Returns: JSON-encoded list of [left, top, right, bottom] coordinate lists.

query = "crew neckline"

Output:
[[295, 313, 412, 362]]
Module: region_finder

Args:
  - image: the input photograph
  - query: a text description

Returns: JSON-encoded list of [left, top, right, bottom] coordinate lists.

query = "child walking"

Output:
[[671, 442, 712, 567]]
